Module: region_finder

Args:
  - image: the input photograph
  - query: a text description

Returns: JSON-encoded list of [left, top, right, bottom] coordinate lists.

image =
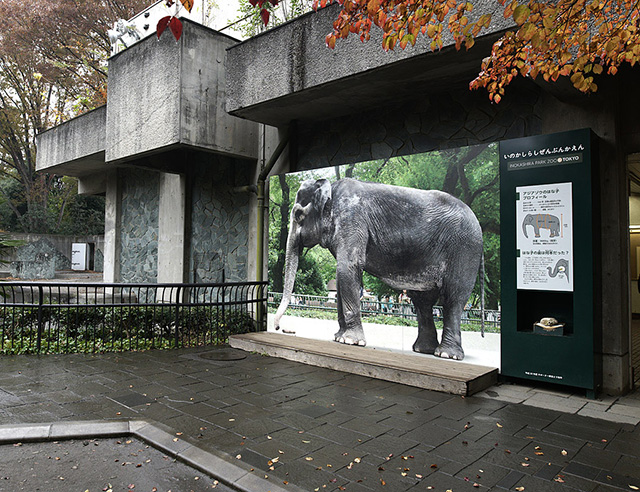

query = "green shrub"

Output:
[[0, 305, 257, 355]]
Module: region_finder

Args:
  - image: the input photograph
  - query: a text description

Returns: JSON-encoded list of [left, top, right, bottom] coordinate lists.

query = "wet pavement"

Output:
[[0, 437, 232, 492], [0, 346, 639, 491]]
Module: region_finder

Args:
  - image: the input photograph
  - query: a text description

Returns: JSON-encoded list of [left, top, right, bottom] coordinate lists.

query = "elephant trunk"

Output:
[[274, 220, 301, 329], [547, 265, 558, 277]]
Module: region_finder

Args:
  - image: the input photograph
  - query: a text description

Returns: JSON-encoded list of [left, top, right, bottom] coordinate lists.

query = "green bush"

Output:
[[0, 305, 257, 355]]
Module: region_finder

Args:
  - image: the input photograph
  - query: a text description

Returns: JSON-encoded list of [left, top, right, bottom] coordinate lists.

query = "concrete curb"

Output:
[[0, 420, 304, 492]]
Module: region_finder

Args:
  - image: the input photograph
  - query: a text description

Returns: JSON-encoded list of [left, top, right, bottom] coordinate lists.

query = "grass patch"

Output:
[[268, 305, 500, 333]]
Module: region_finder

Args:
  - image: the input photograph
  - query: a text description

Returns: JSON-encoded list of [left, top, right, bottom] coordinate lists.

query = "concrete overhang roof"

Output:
[[226, 2, 513, 127]]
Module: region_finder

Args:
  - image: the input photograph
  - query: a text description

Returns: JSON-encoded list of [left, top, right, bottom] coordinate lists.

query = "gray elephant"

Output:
[[548, 258, 569, 282], [273, 178, 484, 361], [522, 213, 560, 238]]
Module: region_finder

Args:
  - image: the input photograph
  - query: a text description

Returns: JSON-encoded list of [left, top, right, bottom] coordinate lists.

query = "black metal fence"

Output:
[[0, 281, 267, 355], [268, 292, 501, 330]]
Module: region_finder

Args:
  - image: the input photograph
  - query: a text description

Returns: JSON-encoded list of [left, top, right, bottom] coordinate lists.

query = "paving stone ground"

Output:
[[0, 346, 639, 491], [0, 437, 232, 492]]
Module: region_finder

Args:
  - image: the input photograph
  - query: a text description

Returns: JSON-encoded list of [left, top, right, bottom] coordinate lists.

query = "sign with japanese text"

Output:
[[516, 182, 573, 291]]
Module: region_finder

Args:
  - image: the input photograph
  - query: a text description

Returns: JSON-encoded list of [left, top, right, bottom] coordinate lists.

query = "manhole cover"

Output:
[[199, 349, 247, 361]]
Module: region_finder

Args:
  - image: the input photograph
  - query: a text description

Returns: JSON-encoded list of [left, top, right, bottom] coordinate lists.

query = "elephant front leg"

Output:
[[333, 263, 366, 346], [409, 291, 439, 354], [434, 302, 465, 360]]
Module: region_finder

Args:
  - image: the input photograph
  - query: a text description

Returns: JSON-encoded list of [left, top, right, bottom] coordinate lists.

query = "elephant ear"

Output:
[[313, 179, 332, 214]]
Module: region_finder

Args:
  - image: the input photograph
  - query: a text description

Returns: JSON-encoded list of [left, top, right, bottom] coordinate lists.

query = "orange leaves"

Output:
[[179, 0, 193, 12]]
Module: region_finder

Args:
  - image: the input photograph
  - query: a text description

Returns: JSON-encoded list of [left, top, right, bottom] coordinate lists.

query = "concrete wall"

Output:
[[36, 106, 106, 176], [226, 2, 512, 125], [106, 20, 259, 164]]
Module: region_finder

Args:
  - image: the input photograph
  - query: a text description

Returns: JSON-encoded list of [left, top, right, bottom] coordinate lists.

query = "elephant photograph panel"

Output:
[[269, 143, 500, 360]]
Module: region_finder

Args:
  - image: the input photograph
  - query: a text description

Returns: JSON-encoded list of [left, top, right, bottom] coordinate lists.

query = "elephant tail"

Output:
[[480, 251, 485, 338]]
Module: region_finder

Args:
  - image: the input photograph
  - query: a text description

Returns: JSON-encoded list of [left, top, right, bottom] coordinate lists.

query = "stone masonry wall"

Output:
[[119, 168, 160, 283], [190, 157, 251, 283], [296, 81, 542, 170]]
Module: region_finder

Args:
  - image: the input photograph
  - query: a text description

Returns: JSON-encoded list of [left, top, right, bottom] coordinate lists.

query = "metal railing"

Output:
[[268, 292, 501, 329], [0, 281, 267, 355]]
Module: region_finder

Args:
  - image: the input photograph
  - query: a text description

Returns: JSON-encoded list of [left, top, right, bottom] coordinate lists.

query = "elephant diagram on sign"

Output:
[[274, 178, 484, 361], [548, 258, 570, 282], [522, 213, 560, 238]]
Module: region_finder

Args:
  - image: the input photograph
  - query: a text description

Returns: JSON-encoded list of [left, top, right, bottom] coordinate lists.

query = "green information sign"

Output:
[[500, 129, 599, 394]]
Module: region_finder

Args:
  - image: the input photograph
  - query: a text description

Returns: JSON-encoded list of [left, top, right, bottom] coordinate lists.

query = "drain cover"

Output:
[[199, 348, 247, 361]]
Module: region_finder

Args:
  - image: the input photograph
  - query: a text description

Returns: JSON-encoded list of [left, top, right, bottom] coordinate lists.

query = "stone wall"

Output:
[[2, 234, 105, 279], [119, 168, 160, 283], [296, 81, 541, 170], [189, 157, 251, 283]]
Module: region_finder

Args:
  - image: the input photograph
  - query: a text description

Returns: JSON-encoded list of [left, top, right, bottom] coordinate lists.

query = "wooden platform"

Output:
[[229, 332, 498, 396]]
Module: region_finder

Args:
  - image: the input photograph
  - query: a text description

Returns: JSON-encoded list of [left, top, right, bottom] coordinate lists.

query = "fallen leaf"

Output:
[[380, 479, 386, 485], [354, 457, 361, 463], [630, 486, 639, 491], [497, 423, 503, 428], [430, 464, 438, 469], [267, 436, 272, 440], [561, 450, 568, 456], [235, 454, 241, 460], [176, 432, 183, 436], [305, 457, 314, 461], [515, 487, 524, 491], [416, 474, 423, 479]]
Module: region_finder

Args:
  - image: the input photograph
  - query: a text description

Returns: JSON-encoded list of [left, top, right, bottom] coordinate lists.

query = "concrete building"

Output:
[[37, 7, 640, 395]]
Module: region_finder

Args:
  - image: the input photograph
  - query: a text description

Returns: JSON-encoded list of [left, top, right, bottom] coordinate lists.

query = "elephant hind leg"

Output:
[[409, 290, 439, 355], [434, 301, 464, 360]]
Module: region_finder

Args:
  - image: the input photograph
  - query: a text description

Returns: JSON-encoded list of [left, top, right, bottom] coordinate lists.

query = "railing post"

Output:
[[174, 286, 181, 348], [256, 283, 264, 332], [36, 285, 43, 354]]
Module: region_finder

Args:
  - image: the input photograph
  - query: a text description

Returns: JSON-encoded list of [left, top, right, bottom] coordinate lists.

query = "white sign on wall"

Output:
[[516, 182, 573, 291], [71, 243, 89, 271]]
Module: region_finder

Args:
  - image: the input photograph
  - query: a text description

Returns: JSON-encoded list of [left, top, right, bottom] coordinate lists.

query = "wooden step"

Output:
[[229, 332, 498, 396]]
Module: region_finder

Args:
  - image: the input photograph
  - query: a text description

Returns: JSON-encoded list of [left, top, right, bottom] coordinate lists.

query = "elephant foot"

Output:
[[434, 343, 464, 360], [412, 340, 437, 355], [334, 329, 366, 346]]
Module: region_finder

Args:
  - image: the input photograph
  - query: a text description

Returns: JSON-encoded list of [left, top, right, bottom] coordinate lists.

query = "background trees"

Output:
[[268, 143, 500, 308], [0, 0, 147, 234], [232, 0, 312, 37]]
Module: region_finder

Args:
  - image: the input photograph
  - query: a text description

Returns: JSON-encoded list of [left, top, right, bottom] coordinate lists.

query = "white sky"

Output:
[[210, 1, 244, 38]]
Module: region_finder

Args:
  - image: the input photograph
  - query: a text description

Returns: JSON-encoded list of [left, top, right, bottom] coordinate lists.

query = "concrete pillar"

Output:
[[540, 86, 632, 395], [157, 173, 187, 283], [103, 170, 121, 283]]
